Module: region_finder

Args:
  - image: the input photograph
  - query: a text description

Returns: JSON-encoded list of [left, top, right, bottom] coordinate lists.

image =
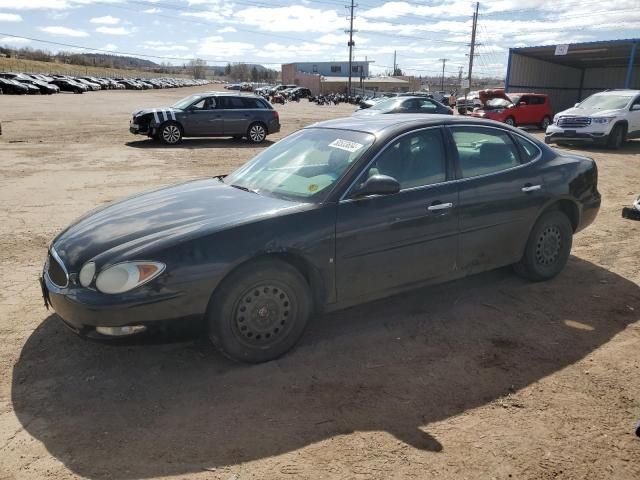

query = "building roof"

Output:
[[511, 38, 639, 69], [321, 76, 409, 84]]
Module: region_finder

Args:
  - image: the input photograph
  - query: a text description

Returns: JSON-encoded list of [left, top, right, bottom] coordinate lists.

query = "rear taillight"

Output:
[[274, 110, 280, 122]]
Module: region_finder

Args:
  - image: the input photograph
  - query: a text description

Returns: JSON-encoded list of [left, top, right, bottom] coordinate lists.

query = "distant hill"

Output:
[[74, 53, 159, 69]]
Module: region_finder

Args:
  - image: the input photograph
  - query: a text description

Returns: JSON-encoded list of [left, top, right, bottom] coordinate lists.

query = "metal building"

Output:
[[505, 39, 639, 112]]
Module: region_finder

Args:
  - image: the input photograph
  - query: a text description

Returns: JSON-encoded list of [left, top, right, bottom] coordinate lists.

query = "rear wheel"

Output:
[[514, 210, 573, 282], [207, 259, 312, 363], [247, 122, 267, 143], [607, 124, 625, 150], [160, 122, 182, 145]]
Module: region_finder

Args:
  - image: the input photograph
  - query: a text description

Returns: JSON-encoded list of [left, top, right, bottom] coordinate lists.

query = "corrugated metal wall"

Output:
[[506, 52, 640, 113], [506, 53, 582, 113]]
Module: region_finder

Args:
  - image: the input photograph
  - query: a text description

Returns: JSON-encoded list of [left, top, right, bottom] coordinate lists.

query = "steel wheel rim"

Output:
[[506, 118, 514, 126], [535, 226, 562, 266], [232, 283, 294, 346], [542, 118, 550, 129], [163, 125, 180, 143], [249, 125, 265, 142]]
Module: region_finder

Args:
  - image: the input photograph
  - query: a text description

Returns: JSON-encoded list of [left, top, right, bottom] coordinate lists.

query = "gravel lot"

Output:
[[0, 86, 639, 480]]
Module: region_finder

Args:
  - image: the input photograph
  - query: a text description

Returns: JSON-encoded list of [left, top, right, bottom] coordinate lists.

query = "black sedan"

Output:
[[0, 77, 29, 94], [41, 115, 601, 363], [354, 96, 453, 116]]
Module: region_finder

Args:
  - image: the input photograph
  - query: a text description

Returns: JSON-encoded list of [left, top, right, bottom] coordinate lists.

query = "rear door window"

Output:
[[513, 135, 541, 163], [218, 97, 246, 109], [450, 126, 521, 178]]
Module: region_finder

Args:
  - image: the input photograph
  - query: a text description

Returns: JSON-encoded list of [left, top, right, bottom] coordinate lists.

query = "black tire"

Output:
[[505, 116, 516, 127], [540, 116, 551, 131], [247, 122, 267, 144], [607, 124, 625, 150], [514, 210, 573, 282], [207, 259, 312, 363], [160, 122, 182, 145]]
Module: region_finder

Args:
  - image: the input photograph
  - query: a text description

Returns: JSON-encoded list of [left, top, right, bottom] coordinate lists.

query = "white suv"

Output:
[[545, 90, 640, 149]]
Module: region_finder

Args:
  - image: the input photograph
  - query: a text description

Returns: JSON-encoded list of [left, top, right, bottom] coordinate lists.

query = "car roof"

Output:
[[308, 114, 503, 135]]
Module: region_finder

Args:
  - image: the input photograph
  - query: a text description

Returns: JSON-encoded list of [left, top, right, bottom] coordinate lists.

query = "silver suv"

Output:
[[545, 89, 640, 149], [130, 92, 281, 144]]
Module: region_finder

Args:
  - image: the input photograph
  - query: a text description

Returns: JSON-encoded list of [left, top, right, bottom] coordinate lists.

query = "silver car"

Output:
[[130, 92, 281, 144]]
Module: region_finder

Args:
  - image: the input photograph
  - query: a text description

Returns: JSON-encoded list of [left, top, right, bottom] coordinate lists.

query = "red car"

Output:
[[469, 89, 553, 129]]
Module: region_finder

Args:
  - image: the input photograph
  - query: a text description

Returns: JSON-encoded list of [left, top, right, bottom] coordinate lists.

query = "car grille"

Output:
[[557, 116, 591, 128], [47, 250, 68, 287]]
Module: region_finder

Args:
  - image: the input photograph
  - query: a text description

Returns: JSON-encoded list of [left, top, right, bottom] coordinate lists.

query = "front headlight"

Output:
[[553, 115, 559, 124], [592, 117, 614, 124], [79, 262, 96, 287], [95, 261, 165, 294]]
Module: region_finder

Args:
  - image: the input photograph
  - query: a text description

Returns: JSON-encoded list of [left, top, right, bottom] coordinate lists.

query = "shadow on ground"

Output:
[[551, 138, 640, 155], [125, 138, 274, 150], [12, 257, 640, 479]]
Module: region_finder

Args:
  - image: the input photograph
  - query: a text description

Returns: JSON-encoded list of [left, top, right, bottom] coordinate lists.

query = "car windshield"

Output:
[[171, 95, 202, 110], [224, 128, 375, 202], [486, 98, 512, 108], [578, 94, 633, 110]]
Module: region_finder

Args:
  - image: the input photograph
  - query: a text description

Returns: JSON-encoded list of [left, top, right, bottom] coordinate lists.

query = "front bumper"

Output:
[[545, 124, 610, 144], [41, 271, 197, 338]]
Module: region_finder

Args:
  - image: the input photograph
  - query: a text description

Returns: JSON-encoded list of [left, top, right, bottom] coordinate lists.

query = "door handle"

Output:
[[427, 202, 453, 211], [521, 184, 542, 193]]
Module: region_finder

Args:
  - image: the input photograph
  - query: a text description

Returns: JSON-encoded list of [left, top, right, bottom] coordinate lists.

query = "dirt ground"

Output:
[[0, 86, 639, 480]]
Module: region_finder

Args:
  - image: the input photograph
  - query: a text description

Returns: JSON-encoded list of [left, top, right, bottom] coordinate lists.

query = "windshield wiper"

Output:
[[230, 184, 259, 194]]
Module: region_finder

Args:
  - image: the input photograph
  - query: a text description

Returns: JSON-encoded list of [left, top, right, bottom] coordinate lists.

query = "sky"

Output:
[[0, 0, 638, 78]]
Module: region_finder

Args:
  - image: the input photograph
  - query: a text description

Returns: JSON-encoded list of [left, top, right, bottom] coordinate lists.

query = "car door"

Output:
[[180, 96, 221, 136], [528, 96, 546, 124], [218, 96, 251, 135], [335, 127, 459, 301], [628, 95, 640, 135], [448, 125, 548, 275], [516, 95, 535, 124]]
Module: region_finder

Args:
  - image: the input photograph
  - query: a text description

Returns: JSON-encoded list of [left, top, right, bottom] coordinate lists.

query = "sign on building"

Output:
[[554, 44, 569, 56]]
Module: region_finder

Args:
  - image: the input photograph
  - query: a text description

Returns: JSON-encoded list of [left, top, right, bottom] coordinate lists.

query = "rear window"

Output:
[[513, 135, 541, 163], [242, 97, 269, 109]]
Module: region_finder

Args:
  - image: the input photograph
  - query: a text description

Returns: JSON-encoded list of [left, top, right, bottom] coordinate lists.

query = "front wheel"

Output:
[[514, 210, 573, 282], [160, 122, 182, 145], [247, 123, 267, 143], [207, 259, 312, 363], [505, 117, 516, 127], [607, 124, 625, 150]]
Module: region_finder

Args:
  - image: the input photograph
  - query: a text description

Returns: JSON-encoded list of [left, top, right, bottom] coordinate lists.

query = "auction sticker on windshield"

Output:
[[329, 139, 364, 153]]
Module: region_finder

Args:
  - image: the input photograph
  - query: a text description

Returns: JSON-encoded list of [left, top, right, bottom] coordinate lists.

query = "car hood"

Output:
[[556, 107, 624, 118], [133, 107, 181, 118], [52, 178, 305, 270], [479, 89, 511, 104]]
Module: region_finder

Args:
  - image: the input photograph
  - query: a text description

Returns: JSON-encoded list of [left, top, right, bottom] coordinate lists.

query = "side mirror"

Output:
[[518, 101, 527, 107], [352, 175, 400, 197], [574, 103, 580, 108], [631, 104, 640, 111]]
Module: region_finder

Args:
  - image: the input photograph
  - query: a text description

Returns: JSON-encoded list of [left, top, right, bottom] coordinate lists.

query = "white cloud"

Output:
[[234, 6, 344, 33], [101, 43, 117, 51], [90, 15, 120, 25], [218, 26, 236, 33], [143, 40, 189, 52], [0, 0, 70, 9], [0, 36, 29, 45], [143, 8, 161, 13], [197, 36, 254, 57], [96, 26, 131, 35], [0, 12, 21, 21], [39, 25, 88, 37]]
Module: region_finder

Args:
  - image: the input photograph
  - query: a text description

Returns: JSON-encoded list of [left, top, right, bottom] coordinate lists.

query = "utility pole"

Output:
[[346, 0, 357, 97], [466, 2, 479, 98], [439, 58, 448, 91], [393, 50, 397, 75]]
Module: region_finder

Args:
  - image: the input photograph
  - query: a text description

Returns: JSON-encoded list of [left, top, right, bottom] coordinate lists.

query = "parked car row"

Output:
[[0, 72, 210, 95]]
